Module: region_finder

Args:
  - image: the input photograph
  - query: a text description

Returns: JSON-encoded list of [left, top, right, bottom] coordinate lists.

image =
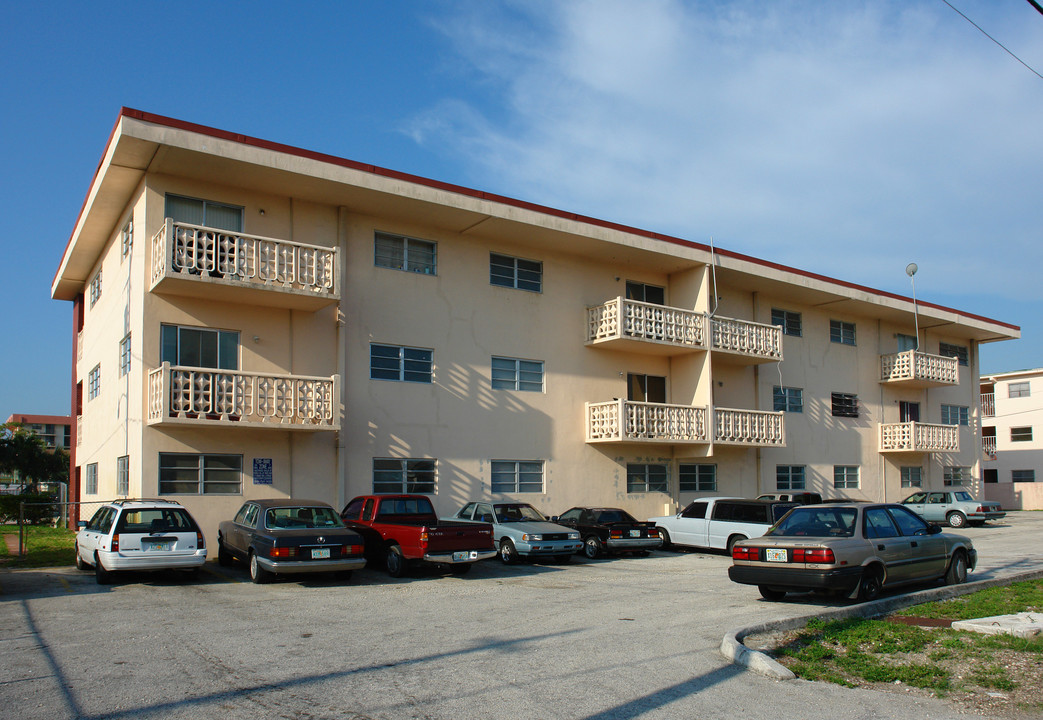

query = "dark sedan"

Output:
[[553, 507, 662, 559], [218, 499, 366, 584]]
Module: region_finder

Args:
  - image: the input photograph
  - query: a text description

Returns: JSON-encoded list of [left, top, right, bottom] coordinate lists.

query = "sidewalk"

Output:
[[2, 532, 21, 557]]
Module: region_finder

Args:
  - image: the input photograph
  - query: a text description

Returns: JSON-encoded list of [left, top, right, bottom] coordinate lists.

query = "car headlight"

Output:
[[522, 534, 542, 542], [568, 532, 580, 540]]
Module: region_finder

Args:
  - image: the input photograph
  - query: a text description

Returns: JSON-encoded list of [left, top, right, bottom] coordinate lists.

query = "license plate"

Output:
[[311, 548, 330, 559], [147, 540, 173, 551], [452, 551, 471, 562], [766, 549, 788, 563], [629, 530, 641, 537]]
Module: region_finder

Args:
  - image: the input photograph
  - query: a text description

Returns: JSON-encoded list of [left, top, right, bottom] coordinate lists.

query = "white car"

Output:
[[75, 499, 207, 584]]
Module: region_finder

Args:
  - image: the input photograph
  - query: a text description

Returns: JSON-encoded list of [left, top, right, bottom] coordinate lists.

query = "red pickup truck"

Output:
[[340, 495, 496, 577]]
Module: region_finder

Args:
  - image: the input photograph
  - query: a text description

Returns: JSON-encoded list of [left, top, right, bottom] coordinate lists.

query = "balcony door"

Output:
[[626, 282, 665, 305], [628, 374, 666, 404], [899, 401, 920, 423], [161, 325, 239, 370]]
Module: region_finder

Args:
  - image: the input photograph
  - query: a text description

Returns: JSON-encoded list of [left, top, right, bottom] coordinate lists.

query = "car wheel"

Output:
[[658, 528, 671, 550], [759, 585, 786, 601], [727, 535, 748, 554], [249, 551, 271, 584], [857, 567, 883, 602], [499, 538, 519, 565], [74, 545, 90, 571], [947, 512, 967, 528], [449, 563, 471, 576], [583, 536, 602, 560], [945, 550, 968, 585], [94, 554, 112, 585], [386, 544, 407, 578], [217, 537, 233, 567]]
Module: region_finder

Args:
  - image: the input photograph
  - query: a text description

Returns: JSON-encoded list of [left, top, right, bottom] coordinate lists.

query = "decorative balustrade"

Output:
[[147, 362, 338, 430], [710, 316, 783, 362], [714, 408, 785, 447], [880, 350, 958, 386], [879, 422, 959, 453], [150, 219, 339, 303], [981, 392, 995, 418], [587, 298, 707, 351], [76, 416, 82, 447], [586, 400, 708, 443], [982, 435, 997, 459]]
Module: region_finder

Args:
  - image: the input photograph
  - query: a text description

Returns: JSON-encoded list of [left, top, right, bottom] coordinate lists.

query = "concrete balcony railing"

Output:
[[982, 435, 997, 459], [147, 362, 339, 431], [879, 422, 959, 453], [879, 350, 959, 387], [714, 408, 785, 447], [586, 400, 708, 443], [710, 316, 783, 364], [981, 392, 995, 417], [150, 219, 339, 310], [586, 298, 707, 355]]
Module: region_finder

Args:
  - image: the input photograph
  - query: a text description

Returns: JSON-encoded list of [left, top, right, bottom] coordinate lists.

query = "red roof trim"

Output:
[[57, 107, 1019, 334]]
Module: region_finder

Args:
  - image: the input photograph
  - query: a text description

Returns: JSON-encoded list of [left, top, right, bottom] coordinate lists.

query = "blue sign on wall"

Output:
[[253, 458, 273, 485]]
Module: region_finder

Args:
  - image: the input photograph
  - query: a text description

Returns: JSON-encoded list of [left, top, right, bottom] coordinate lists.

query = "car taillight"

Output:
[[610, 530, 623, 539], [270, 547, 297, 559], [342, 544, 363, 556], [793, 548, 835, 564], [649, 528, 659, 537], [111, 534, 120, 552], [731, 546, 758, 561], [419, 531, 428, 549], [196, 532, 205, 549]]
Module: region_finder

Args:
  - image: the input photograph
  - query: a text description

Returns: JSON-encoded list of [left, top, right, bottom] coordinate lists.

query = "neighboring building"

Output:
[[50, 108, 1020, 543], [2, 413, 72, 492], [980, 369, 1043, 510]]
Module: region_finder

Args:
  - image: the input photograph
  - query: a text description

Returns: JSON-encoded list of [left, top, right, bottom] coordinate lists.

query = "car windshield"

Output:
[[265, 506, 343, 529], [953, 492, 973, 502], [495, 504, 546, 523], [767, 507, 858, 538], [595, 509, 635, 523]]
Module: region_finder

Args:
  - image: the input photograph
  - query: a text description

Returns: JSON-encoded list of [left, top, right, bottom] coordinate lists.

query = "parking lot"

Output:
[[2, 512, 1043, 720]]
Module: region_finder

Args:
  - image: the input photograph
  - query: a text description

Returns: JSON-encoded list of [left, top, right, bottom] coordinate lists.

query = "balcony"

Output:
[[150, 219, 339, 311], [981, 392, 995, 417], [147, 363, 339, 431], [879, 422, 959, 453], [586, 400, 708, 443], [710, 316, 783, 364], [879, 350, 959, 387], [586, 298, 707, 355], [714, 408, 785, 447], [982, 435, 997, 460]]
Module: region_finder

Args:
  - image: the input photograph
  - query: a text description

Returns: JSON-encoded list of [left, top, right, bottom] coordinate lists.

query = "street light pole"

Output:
[[906, 263, 919, 350]]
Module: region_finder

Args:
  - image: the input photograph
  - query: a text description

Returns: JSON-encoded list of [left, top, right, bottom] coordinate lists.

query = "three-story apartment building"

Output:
[[51, 109, 1019, 541], [980, 368, 1043, 509]]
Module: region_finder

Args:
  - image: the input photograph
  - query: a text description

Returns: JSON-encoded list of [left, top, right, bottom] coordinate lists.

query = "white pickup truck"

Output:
[[650, 496, 799, 552]]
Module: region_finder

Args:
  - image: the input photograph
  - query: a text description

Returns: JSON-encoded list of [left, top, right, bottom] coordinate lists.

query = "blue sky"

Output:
[[2, 0, 1041, 420]]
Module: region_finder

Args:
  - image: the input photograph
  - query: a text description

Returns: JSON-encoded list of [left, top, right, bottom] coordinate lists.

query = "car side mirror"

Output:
[[550, 516, 559, 521], [926, 524, 942, 535]]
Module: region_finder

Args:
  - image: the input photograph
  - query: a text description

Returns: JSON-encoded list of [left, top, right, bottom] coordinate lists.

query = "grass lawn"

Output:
[[0, 524, 77, 568]]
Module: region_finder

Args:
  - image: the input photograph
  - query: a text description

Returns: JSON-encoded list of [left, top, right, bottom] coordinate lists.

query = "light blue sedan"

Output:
[[451, 502, 582, 564]]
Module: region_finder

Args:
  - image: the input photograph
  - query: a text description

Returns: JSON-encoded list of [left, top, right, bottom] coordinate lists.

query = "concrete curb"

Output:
[[720, 568, 1043, 680]]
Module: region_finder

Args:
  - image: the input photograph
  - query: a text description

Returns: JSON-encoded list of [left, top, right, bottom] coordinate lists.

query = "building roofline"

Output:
[[981, 368, 1043, 382], [6, 414, 73, 426], [54, 107, 1020, 336]]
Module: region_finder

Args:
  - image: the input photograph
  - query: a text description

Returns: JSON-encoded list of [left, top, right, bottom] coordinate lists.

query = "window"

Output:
[[897, 333, 918, 352], [940, 405, 969, 426], [116, 456, 129, 495], [491, 460, 544, 493], [490, 253, 542, 292], [773, 386, 803, 413], [831, 392, 858, 418], [938, 342, 968, 366], [373, 458, 436, 493], [679, 464, 716, 492], [89, 270, 102, 308], [776, 465, 806, 490], [833, 466, 859, 490], [370, 344, 433, 383], [85, 463, 98, 495], [165, 194, 243, 232], [119, 334, 132, 377], [159, 453, 242, 494], [770, 308, 802, 337], [943, 466, 970, 487], [1009, 381, 1031, 398], [1011, 426, 1033, 442], [900, 466, 923, 488], [899, 401, 920, 423], [161, 325, 239, 370], [374, 231, 437, 275], [88, 364, 101, 400], [120, 220, 133, 261], [491, 357, 544, 392], [625, 281, 664, 305], [829, 320, 856, 346], [627, 374, 666, 403], [1012, 470, 1036, 483], [627, 464, 668, 493]]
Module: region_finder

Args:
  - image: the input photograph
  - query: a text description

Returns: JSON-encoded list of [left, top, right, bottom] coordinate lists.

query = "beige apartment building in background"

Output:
[[980, 368, 1043, 510], [51, 108, 1020, 545]]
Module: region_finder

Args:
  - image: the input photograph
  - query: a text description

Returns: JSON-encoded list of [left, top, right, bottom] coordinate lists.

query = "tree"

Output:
[[0, 422, 69, 492]]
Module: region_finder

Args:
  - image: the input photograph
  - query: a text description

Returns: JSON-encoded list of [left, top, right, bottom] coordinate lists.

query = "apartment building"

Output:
[[4, 414, 72, 451], [50, 108, 1020, 542], [980, 368, 1043, 510]]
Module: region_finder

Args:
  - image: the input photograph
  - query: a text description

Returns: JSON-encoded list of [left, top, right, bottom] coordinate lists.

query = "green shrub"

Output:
[[0, 493, 60, 524]]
